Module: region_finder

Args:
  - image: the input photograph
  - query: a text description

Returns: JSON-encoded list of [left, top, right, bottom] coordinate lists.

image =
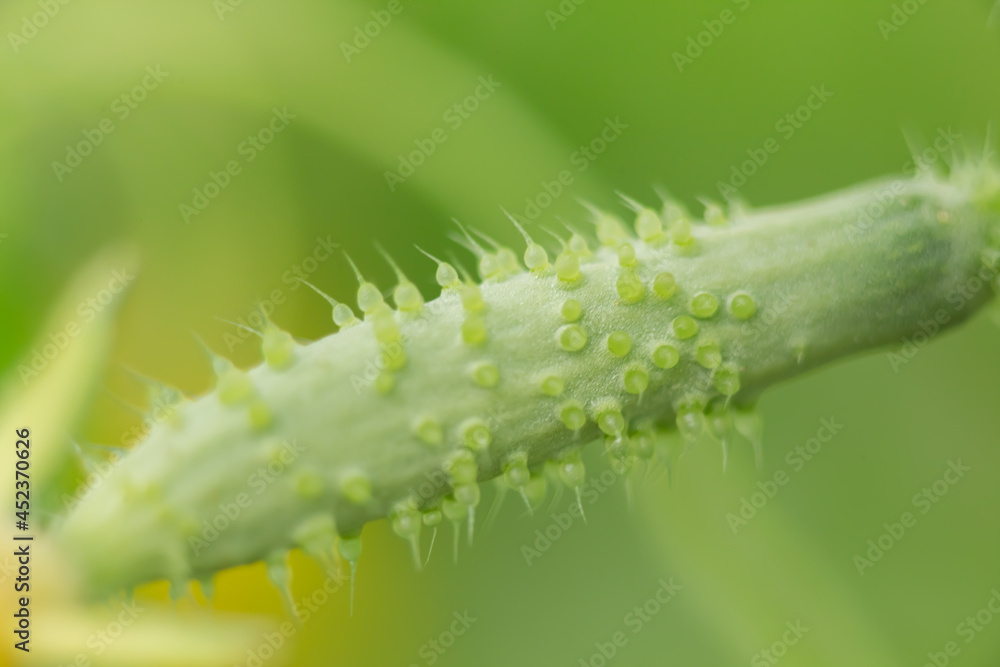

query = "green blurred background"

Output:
[[3, 1, 1000, 665]]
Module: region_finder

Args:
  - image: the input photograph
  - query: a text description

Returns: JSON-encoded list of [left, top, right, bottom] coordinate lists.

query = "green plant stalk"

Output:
[[58, 164, 1000, 598]]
